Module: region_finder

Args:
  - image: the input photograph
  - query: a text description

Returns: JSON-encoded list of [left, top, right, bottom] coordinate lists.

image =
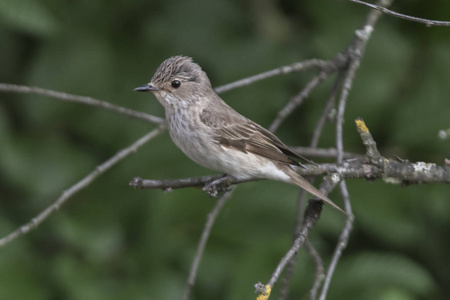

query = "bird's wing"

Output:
[[200, 107, 300, 166]]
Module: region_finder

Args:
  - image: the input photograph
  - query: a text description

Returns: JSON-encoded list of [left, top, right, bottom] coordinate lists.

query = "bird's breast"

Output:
[[166, 111, 218, 168]]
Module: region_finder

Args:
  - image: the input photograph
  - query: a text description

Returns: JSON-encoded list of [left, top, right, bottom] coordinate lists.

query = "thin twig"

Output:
[[269, 71, 330, 132], [336, 60, 361, 163], [319, 182, 354, 300], [266, 199, 323, 289], [349, 0, 450, 27], [306, 240, 325, 300], [182, 189, 234, 300], [310, 73, 343, 149], [319, 46, 357, 300], [214, 59, 331, 94], [0, 126, 166, 247], [0, 83, 165, 124], [255, 175, 339, 300], [277, 190, 308, 300], [319, 0, 391, 297], [290, 146, 363, 160], [277, 77, 341, 300], [305, 75, 343, 300], [355, 118, 382, 166]]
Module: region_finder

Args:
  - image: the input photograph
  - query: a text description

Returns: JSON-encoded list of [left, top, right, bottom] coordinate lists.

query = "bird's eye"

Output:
[[171, 80, 181, 88]]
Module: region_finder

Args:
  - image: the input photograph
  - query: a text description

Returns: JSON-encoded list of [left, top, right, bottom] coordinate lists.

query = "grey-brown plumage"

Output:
[[135, 56, 344, 213]]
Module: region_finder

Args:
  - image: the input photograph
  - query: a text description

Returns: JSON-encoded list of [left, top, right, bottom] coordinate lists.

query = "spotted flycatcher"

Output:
[[134, 56, 343, 213]]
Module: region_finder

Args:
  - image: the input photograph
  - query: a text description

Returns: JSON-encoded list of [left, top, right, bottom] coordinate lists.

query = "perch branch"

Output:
[[130, 157, 450, 192]]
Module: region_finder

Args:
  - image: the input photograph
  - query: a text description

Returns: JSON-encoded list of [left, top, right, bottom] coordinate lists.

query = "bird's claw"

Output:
[[203, 177, 232, 197]]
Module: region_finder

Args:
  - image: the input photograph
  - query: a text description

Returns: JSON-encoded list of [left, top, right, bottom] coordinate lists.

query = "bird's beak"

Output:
[[134, 84, 160, 92]]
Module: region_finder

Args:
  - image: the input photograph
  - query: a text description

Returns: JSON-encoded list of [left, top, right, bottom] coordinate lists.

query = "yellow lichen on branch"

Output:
[[355, 118, 369, 133], [256, 285, 271, 300]]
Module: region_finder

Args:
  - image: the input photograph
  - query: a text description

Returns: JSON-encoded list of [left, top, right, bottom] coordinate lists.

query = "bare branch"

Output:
[[269, 71, 330, 132], [336, 59, 360, 163], [255, 175, 339, 300], [130, 174, 257, 190], [355, 118, 382, 165], [349, 0, 450, 27], [319, 182, 354, 300], [130, 157, 450, 192], [0, 83, 165, 125], [182, 189, 234, 300], [310, 74, 343, 148], [319, 1, 391, 296], [214, 59, 331, 94], [306, 240, 325, 300], [0, 126, 166, 247], [277, 190, 308, 300], [277, 80, 342, 300]]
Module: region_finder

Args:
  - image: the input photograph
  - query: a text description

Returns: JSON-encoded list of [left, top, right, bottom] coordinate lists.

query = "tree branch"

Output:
[[182, 189, 235, 300], [255, 175, 339, 300], [318, 1, 391, 296], [214, 59, 331, 94], [277, 76, 342, 300], [349, 0, 450, 27], [0, 83, 165, 125], [269, 71, 330, 132], [319, 182, 354, 300], [0, 127, 166, 247], [130, 157, 450, 192]]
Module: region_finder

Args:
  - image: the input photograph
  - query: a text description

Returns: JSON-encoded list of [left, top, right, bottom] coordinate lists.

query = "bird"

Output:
[[134, 56, 344, 213]]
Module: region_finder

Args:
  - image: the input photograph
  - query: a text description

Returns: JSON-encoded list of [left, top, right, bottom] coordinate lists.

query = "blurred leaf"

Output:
[[331, 252, 437, 299], [0, 0, 58, 36]]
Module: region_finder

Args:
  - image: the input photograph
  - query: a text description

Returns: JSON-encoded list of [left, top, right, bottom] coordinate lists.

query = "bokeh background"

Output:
[[0, 0, 449, 299]]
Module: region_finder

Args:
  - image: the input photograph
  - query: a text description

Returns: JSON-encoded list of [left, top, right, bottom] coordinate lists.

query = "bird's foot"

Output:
[[203, 175, 233, 197]]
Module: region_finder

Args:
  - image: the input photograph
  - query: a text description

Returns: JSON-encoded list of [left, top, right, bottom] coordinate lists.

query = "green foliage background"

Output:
[[0, 0, 449, 299]]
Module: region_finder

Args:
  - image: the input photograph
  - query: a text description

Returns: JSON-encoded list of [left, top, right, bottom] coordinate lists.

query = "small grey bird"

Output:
[[135, 56, 344, 213]]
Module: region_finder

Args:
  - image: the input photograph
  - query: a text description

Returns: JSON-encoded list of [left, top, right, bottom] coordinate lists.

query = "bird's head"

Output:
[[134, 56, 213, 110]]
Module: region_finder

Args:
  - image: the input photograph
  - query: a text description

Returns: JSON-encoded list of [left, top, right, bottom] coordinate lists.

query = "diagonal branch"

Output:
[[255, 175, 340, 300], [277, 75, 342, 300], [319, 0, 392, 297], [181, 189, 235, 300], [269, 71, 330, 132], [214, 59, 331, 94], [319, 182, 354, 300], [349, 0, 450, 27], [0, 126, 166, 247]]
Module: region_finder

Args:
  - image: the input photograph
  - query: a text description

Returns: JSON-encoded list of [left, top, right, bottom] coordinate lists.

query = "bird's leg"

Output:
[[295, 153, 319, 167], [203, 174, 234, 197], [296, 158, 318, 170], [298, 163, 308, 170]]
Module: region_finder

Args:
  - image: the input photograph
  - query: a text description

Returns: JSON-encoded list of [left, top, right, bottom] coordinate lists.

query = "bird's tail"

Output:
[[284, 167, 345, 214]]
